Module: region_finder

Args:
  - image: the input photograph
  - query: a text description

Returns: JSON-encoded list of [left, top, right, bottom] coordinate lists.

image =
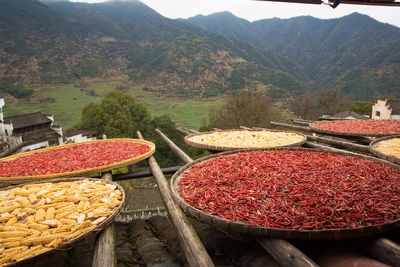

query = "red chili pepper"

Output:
[[178, 150, 400, 230], [0, 140, 152, 177]]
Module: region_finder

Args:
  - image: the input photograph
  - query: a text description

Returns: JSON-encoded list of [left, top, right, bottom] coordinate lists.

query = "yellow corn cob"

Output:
[[35, 208, 46, 222], [30, 223, 49, 232], [21, 234, 64, 246], [23, 208, 36, 214], [47, 238, 63, 248], [1, 241, 21, 248], [28, 193, 38, 204], [5, 217, 17, 227], [18, 197, 31, 208], [0, 231, 27, 239], [45, 207, 56, 220]]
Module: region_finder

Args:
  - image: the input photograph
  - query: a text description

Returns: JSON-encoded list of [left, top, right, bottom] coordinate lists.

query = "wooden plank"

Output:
[[137, 131, 214, 267], [92, 172, 117, 267], [256, 237, 319, 267], [155, 128, 193, 164], [305, 134, 371, 153], [361, 238, 400, 266], [291, 119, 312, 126], [156, 129, 318, 267], [270, 121, 314, 132]]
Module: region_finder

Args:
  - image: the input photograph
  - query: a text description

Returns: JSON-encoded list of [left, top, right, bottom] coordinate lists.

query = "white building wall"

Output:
[[391, 115, 400, 120], [372, 100, 392, 120], [20, 141, 49, 153]]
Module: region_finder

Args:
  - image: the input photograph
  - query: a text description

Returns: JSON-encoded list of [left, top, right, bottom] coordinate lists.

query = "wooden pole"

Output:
[[256, 237, 318, 267], [155, 128, 193, 164], [270, 121, 314, 132], [137, 131, 214, 267], [92, 172, 116, 267], [361, 238, 400, 266], [155, 129, 318, 267], [305, 134, 371, 153], [291, 119, 312, 126], [176, 128, 190, 136]]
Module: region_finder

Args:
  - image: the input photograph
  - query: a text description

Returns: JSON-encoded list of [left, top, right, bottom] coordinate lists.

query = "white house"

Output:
[[372, 99, 400, 120], [0, 98, 63, 151]]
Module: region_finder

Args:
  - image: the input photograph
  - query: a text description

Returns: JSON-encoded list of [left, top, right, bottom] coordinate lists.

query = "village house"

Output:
[[320, 110, 369, 120], [372, 99, 400, 120], [0, 98, 63, 152]]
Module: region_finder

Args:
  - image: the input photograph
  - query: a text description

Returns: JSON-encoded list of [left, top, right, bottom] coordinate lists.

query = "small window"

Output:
[[376, 111, 381, 117]]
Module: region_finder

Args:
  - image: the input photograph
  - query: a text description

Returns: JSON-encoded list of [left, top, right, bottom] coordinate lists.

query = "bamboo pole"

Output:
[[155, 129, 318, 267], [92, 172, 116, 267], [305, 134, 371, 153], [189, 129, 199, 133], [137, 131, 214, 267]]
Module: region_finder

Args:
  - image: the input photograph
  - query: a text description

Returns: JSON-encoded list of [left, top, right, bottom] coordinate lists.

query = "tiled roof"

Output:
[[3, 112, 52, 129], [388, 100, 400, 115]]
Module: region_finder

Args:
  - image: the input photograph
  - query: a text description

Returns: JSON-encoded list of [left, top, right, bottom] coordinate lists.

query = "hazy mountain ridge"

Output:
[[0, 0, 306, 99], [184, 12, 400, 99]]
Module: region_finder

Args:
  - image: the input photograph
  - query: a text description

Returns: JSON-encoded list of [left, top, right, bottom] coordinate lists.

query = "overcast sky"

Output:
[[70, 0, 400, 28]]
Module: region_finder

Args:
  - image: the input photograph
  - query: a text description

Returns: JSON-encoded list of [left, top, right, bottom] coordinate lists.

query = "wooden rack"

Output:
[[13, 121, 400, 266]]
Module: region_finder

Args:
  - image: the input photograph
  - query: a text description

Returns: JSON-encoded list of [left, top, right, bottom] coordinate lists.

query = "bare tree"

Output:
[[202, 90, 284, 130], [290, 89, 353, 120]]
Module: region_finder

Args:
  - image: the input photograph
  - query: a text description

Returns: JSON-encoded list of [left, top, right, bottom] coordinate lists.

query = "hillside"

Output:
[[0, 0, 306, 99], [184, 12, 400, 100]]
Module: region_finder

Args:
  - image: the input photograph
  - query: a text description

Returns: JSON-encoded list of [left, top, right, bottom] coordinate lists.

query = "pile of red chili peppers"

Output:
[[312, 120, 400, 135], [178, 150, 400, 230], [0, 140, 152, 177]]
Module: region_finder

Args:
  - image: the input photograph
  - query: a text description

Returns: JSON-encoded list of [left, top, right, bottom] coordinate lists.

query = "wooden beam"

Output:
[[291, 119, 312, 126], [305, 135, 371, 153], [176, 128, 189, 136], [155, 128, 193, 164], [269, 121, 314, 132], [361, 238, 400, 266], [137, 131, 214, 267], [156, 129, 318, 267], [256, 237, 318, 267], [92, 172, 117, 267]]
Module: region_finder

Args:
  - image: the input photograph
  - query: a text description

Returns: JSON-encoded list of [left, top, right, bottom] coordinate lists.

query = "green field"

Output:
[[3, 77, 226, 131]]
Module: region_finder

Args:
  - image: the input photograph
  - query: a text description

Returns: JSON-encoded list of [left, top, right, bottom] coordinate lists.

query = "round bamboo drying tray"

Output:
[[0, 138, 155, 183], [309, 120, 400, 137], [370, 135, 400, 165], [1, 177, 125, 267], [171, 147, 400, 240], [184, 128, 306, 152]]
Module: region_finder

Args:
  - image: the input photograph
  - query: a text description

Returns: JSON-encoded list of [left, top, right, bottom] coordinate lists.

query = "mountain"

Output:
[[0, 0, 306, 99], [184, 12, 400, 100]]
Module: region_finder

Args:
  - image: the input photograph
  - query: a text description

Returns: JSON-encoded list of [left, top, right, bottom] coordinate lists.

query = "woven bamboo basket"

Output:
[[370, 135, 400, 165], [184, 128, 306, 152], [0, 138, 155, 183], [1, 177, 125, 267], [171, 147, 400, 240], [309, 120, 400, 137]]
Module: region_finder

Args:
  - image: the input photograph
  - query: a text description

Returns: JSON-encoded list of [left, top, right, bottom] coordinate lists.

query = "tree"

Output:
[[289, 89, 353, 120], [349, 101, 373, 115], [201, 90, 284, 130], [80, 90, 152, 138]]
